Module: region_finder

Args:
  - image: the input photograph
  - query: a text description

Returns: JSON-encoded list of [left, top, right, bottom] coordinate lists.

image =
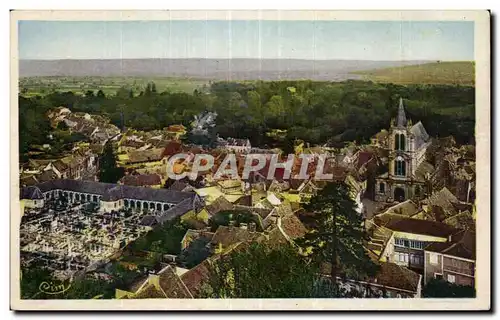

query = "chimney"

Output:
[[248, 222, 256, 232], [240, 223, 248, 230]]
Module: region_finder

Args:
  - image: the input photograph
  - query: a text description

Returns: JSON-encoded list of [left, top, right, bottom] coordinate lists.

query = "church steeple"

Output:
[[396, 97, 407, 128]]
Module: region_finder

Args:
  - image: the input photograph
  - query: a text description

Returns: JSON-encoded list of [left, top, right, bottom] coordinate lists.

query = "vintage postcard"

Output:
[[10, 10, 490, 311]]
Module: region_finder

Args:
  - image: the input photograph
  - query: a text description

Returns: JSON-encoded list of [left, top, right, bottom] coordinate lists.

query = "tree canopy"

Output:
[[98, 142, 125, 183], [19, 80, 475, 163], [296, 182, 379, 280]]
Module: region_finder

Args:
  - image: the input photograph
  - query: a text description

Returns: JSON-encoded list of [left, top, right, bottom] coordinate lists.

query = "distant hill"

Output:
[[352, 61, 475, 86], [19, 58, 430, 81]]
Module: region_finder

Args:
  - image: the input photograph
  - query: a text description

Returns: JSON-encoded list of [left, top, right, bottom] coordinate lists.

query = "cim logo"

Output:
[[38, 281, 71, 295]]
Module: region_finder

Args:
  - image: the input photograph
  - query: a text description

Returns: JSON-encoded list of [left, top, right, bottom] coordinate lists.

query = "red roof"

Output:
[[357, 151, 374, 169], [162, 141, 183, 158]]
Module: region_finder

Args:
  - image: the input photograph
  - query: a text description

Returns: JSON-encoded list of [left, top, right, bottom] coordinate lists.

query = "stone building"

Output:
[[375, 98, 433, 203]]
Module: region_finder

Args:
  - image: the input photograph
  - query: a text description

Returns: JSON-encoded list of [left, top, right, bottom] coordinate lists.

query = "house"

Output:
[[424, 229, 476, 287], [166, 124, 187, 140], [116, 265, 193, 299], [219, 137, 251, 153], [121, 148, 164, 167], [120, 173, 162, 188], [371, 213, 459, 270], [216, 179, 243, 195], [180, 229, 215, 251], [20, 179, 199, 217], [319, 259, 422, 298], [20, 186, 45, 210]]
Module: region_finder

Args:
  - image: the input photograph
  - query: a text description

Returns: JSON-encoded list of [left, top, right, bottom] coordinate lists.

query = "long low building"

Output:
[[20, 179, 202, 216]]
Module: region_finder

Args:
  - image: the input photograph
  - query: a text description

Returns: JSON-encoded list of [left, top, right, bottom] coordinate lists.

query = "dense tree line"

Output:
[[18, 80, 475, 162]]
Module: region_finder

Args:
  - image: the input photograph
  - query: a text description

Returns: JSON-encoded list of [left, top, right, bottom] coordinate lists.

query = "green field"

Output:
[[19, 76, 210, 96], [352, 61, 475, 86]]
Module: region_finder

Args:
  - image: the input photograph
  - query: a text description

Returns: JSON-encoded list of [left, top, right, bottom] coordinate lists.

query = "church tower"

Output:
[[374, 98, 431, 204], [387, 98, 413, 201]]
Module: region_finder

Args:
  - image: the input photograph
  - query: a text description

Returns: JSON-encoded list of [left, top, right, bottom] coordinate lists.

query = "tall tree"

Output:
[[203, 243, 319, 298], [296, 182, 378, 281], [98, 142, 124, 183]]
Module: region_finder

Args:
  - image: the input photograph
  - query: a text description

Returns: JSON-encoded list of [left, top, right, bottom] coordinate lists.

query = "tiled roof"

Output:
[[374, 213, 458, 239], [126, 148, 164, 164], [280, 213, 307, 239], [133, 283, 166, 298], [205, 196, 233, 216], [157, 197, 195, 224], [26, 179, 195, 204], [21, 186, 44, 200], [356, 151, 374, 169], [20, 175, 39, 187], [384, 200, 419, 217], [180, 259, 212, 298], [424, 187, 460, 218], [158, 265, 193, 298], [211, 226, 260, 248], [425, 229, 476, 260], [139, 215, 159, 227], [414, 161, 434, 181], [410, 121, 430, 151]]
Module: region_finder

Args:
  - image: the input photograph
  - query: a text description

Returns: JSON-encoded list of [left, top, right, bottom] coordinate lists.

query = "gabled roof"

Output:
[[180, 259, 212, 298], [139, 215, 159, 227], [383, 200, 419, 217], [280, 213, 307, 240], [21, 186, 44, 200], [374, 213, 458, 239], [27, 179, 195, 204], [410, 121, 430, 150], [425, 229, 476, 260], [210, 226, 260, 248], [158, 265, 193, 298], [20, 175, 39, 187], [157, 197, 194, 224], [423, 187, 460, 218], [133, 284, 165, 298], [205, 196, 234, 216]]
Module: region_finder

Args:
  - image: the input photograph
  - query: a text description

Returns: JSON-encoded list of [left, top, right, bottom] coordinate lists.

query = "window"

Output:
[[410, 254, 423, 265], [394, 159, 406, 176], [379, 182, 385, 193], [409, 240, 425, 250], [447, 274, 456, 283], [435, 273, 443, 280], [394, 134, 406, 151], [395, 238, 405, 247], [395, 252, 409, 263], [429, 253, 438, 265]]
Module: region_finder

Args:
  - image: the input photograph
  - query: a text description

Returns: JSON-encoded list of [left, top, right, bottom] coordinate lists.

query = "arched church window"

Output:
[[394, 157, 406, 176], [394, 133, 406, 151]]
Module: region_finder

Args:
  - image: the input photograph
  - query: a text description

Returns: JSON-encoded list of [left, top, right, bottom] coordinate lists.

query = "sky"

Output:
[[18, 20, 474, 61]]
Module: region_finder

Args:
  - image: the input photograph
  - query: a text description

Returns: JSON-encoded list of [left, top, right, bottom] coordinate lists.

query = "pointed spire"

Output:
[[396, 97, 407, 127]]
